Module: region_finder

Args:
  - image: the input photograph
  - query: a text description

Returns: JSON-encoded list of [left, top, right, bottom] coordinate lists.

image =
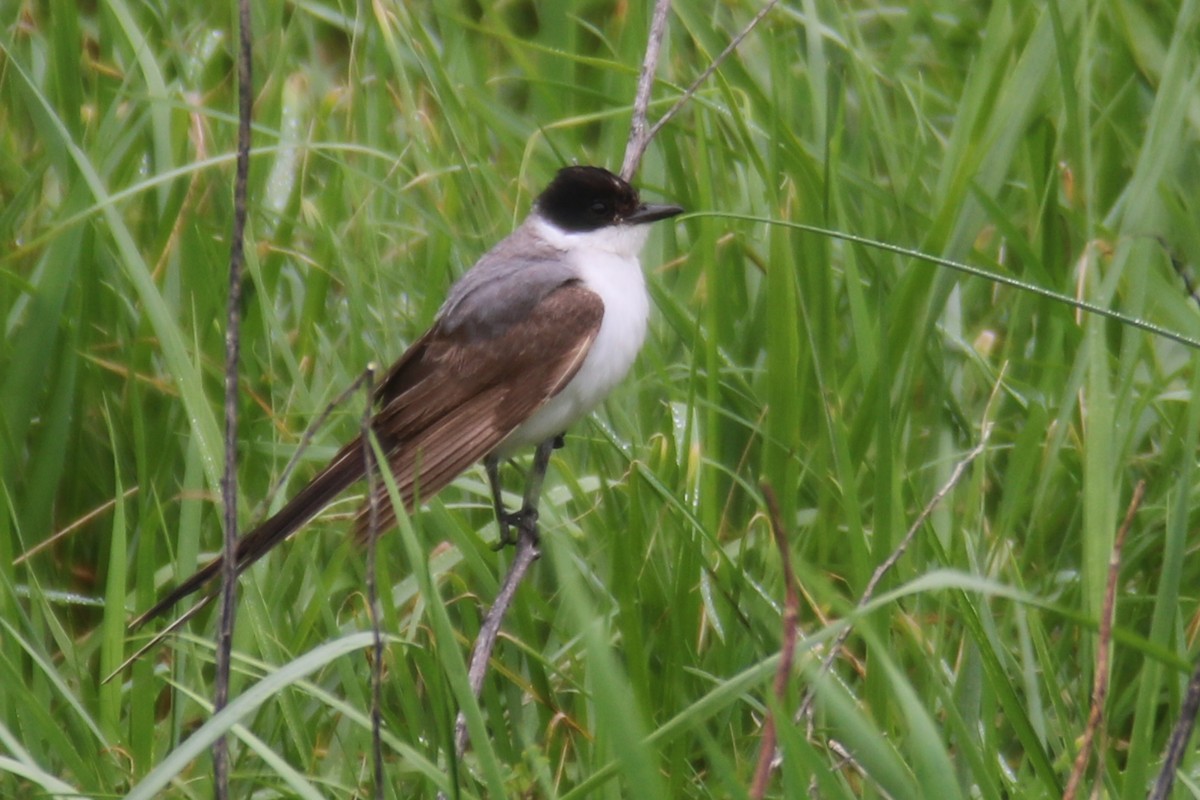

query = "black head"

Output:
[[535, 165, 683, 232]]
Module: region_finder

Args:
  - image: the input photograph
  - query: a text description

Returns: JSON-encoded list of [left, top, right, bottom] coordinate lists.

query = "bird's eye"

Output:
[[589, 201, 610, 217]]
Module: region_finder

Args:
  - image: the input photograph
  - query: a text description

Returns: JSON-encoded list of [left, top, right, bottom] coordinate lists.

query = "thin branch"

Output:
[[621, 0, 780, 177], [644, 0, 780, 146], [1064, 480, 1145, 800], [750, 483, 801, 799], [1151, 650, 1200, 799], [620, 0, 674, 180], [361, 364, 384, 798], [453, 524, 542, 756], [797, 379, 999, 725], [213, 0, 253, 794]]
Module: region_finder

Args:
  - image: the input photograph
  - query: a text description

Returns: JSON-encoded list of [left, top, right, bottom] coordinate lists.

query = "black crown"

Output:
[[535, 166, 641, 232]]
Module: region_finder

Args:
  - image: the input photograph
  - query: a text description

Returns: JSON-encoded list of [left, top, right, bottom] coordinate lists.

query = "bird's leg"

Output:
[[518, 435, 557, 532], [485, 454, 514, 547], [490, 435, 558, 549]]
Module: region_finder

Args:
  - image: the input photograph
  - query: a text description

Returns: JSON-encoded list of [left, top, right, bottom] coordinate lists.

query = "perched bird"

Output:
[[132, 165, 682, 627]]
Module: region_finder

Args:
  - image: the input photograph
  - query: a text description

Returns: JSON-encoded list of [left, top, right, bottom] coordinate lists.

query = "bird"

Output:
[[131, 165, 683, 627]]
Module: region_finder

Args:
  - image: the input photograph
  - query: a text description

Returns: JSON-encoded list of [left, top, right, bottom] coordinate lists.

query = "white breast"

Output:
[[496, 219, 652, 455]]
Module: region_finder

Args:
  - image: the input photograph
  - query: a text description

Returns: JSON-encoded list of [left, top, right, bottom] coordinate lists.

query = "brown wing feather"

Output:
[[354, 283, 601, 536], [133, 282, 602, 626]]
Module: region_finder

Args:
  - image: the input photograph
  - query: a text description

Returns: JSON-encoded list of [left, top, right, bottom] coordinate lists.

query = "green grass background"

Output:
[[4, 0, 1200, 797]]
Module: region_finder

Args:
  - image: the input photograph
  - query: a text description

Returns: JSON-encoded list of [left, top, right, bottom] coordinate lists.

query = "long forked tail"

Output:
[[130, 443, 363, 629]]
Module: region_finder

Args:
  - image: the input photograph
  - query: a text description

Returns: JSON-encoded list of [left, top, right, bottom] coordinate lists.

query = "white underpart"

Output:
[[495, 217, 652, 456]]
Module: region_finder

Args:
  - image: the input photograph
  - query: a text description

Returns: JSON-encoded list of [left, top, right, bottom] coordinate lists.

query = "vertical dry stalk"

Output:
[[1150, 651, 1200, 799], [621, 0, 674, 180], [213, 0, 254, 794], [1063, 480, 1144, 800], [795, 430, 992, 726], [361, 365, 385, 799], [750, 483, 801, 798], [621, 0, 781, 178]]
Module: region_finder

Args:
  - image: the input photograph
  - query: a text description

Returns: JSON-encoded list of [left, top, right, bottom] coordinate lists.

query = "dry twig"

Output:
[[1063, 480, 1144, 800], [453, 530, 542, 756], [645, 0, 779, 147], [750, 483, 801, 799], [620, 0, 674, 180], [621, 0, 780, 179], [795, 430, 993, 725], [361, 364, 385, 799], [1150, 655, 1200, 799], [213, 0, 253, 793]]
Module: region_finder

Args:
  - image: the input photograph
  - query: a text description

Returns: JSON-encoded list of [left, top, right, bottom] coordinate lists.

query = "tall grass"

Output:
[[3, 1, 1200, 797]]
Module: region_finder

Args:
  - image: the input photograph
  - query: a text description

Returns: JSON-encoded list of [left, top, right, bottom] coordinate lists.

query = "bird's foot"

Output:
[[493, 506, 539, 550]]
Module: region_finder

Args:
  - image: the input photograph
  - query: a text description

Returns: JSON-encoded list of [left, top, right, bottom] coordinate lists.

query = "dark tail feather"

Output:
[[131, 443, 364, 629]]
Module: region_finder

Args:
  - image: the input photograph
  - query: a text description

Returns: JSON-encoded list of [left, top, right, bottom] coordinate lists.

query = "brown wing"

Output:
[[132, 282, 602, 626], [354, 281, 603, 536]]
